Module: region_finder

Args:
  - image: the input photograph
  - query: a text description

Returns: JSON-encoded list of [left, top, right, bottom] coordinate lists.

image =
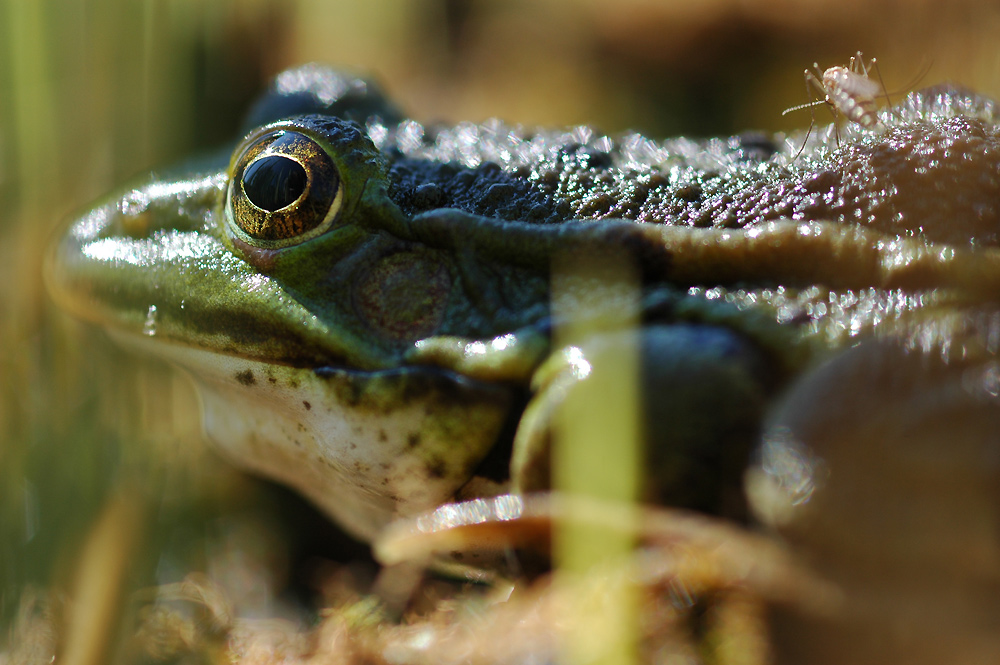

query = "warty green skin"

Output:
[[47, 65, 1000, 543]]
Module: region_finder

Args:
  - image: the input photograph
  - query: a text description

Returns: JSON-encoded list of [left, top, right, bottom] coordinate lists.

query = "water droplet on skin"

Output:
[[143, 305, 158, 336]]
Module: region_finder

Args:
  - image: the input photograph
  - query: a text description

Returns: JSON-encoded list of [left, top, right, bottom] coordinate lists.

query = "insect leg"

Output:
[[806, 67, 840, 150], [786, 69, 818, 161], [850, 51, 868, 76], [869, 57, 896, 122]]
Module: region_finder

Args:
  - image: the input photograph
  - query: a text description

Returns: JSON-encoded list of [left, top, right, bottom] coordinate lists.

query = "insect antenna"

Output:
[[782, 64, 838, 162], [781, 99, 828, 115]]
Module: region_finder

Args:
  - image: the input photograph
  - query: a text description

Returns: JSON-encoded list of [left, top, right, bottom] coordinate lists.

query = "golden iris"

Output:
[[228, 130, 343, 246]]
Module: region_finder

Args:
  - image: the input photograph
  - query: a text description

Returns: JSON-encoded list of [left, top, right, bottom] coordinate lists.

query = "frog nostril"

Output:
[[243, 155, 308, 211]]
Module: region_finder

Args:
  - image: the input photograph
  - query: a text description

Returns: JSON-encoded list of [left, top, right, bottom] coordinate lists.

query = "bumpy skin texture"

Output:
[[369, 87, 1000, 247], [49, 67, 1000, 614], [340, 83, 1000, 365], [138, 68, 1000, 369], [238, 68, 1000, 253]]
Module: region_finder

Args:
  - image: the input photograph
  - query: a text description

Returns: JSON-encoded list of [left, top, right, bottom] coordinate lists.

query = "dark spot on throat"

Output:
[[235, 369, 256, 386], [427, 457, 447, 479]]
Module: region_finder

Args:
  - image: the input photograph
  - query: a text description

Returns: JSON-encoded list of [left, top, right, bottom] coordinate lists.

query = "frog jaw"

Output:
[[111, 331, 513, 541]]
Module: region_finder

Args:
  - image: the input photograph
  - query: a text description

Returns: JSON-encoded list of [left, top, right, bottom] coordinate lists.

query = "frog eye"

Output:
[[227, 130, 343, 247]]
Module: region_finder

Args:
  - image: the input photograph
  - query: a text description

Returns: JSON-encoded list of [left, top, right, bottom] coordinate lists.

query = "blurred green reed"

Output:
[[0, 0, 292, 644]]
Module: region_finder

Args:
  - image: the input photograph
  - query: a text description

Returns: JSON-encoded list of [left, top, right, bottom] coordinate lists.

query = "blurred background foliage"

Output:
[[2, 0, 1000, 658]]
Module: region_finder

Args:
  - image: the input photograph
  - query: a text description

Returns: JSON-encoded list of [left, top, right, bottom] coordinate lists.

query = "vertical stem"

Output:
[[552, 246, 642, 665]]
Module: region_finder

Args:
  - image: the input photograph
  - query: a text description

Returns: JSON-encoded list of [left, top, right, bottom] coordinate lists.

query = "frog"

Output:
[[46, 61, 1000, 592]]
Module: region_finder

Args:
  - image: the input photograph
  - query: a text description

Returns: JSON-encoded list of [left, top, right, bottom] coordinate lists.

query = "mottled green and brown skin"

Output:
[[47, 67, 1000, 647]]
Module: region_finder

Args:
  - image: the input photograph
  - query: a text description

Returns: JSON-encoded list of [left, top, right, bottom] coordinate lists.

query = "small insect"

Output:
[[783, 51, 891, 159]]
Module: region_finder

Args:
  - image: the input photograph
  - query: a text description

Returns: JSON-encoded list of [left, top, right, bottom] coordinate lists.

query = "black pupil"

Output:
[[242, 155, 308, 211]]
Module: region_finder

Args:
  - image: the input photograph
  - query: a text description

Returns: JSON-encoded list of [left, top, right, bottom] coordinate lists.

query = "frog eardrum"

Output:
[[227, 128, 344, 247]]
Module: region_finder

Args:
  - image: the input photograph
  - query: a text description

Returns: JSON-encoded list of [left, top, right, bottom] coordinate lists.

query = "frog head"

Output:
[[46, 71, 552, 540]]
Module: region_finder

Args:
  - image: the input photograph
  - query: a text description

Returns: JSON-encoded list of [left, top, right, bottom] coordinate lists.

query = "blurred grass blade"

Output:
[[552, 247, 641, 665]]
